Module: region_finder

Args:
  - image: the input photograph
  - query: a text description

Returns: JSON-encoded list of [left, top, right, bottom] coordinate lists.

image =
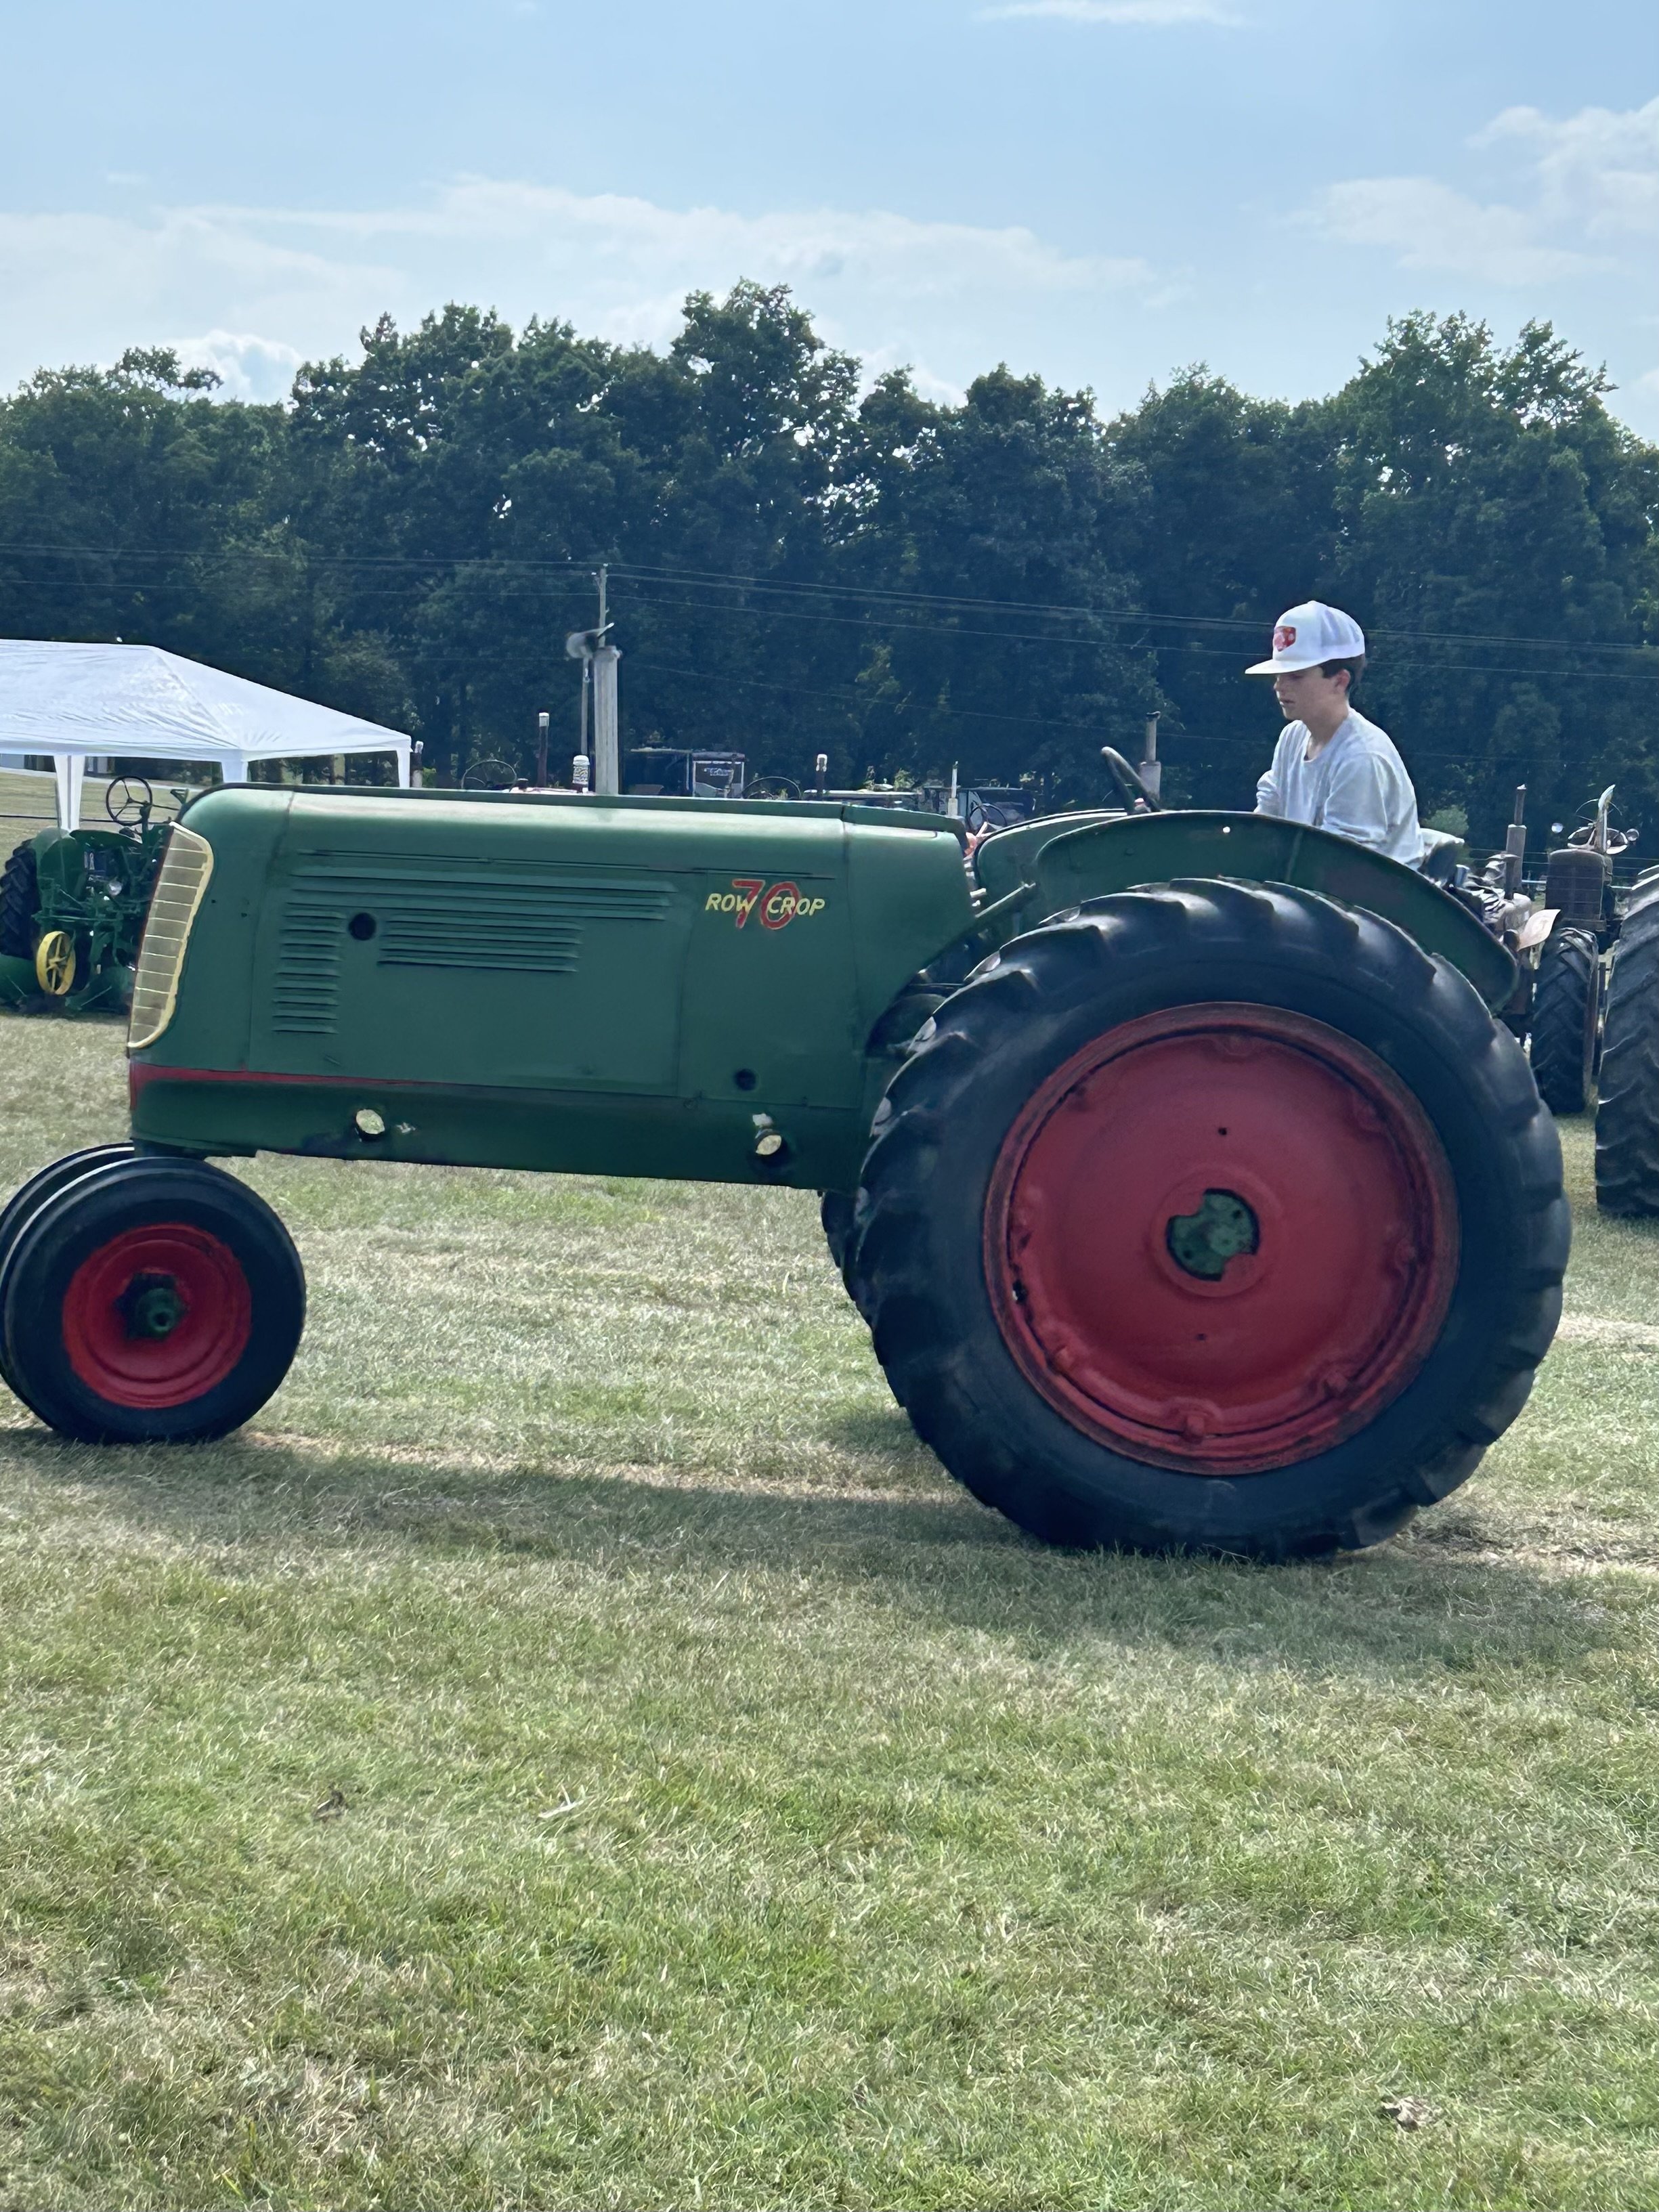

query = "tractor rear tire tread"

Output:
[[0, 840, 40, 961], [846, 880, 1568, 1558], [1595, 875, 1659, 1215]]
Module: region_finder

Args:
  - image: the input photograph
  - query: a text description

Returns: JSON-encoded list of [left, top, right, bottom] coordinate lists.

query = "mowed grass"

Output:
[[2, 1015, 1658, 2211]]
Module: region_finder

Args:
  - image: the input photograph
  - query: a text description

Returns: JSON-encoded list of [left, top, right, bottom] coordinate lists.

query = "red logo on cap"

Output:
[[1273, 624, 1297, 653]]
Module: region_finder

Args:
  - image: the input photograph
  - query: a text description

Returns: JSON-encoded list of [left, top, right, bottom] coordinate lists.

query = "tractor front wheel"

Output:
[[846, 882, 1568, 1558], [0, 1156, 305, 1441], [0, 1144, 138, 1399], [1529, 926, 1601, 1115]]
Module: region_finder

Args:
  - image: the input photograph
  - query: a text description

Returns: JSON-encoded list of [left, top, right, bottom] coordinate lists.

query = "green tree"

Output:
[[1326, 313, 1659, 842]]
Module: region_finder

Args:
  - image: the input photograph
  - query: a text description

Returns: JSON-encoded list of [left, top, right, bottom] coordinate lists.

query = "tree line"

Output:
[[0, 283, 1654, 846]]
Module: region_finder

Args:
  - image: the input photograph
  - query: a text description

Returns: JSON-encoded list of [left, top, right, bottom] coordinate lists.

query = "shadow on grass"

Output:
[[0, 1416, 1628, 1686]]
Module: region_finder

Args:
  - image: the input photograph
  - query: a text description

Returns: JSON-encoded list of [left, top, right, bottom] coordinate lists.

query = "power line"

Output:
[[0, 540, 1652, 658]]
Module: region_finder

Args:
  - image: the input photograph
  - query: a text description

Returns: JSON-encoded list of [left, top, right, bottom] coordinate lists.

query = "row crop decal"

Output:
[[706, 880, 828, 930]]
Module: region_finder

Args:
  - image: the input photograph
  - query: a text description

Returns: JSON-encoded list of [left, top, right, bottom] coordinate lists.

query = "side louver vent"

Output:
[[272, 867, 672, 1024], [272, 907, 344, 1035]]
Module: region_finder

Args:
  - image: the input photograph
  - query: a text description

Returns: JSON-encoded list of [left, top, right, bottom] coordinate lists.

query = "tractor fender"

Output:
[[1028, 811, 1517, 1012]]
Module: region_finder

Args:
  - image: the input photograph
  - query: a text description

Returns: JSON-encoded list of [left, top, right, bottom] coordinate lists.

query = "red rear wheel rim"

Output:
[[62, 1223, 253, 1408], [984, 1004, 1459, 1473]]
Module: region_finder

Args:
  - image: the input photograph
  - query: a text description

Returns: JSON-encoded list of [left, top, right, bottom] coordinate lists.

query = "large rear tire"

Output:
[[0, 1156, 305, 1441], [846, 881, 1568, 1558], [1529, 926, 1600, 1115], [820, 1191, 855, 1279], [0, 841, 40, 960], [1595, 874, 1659, 1215]]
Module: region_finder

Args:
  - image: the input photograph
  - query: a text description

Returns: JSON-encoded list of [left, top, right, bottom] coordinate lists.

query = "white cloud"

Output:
[[1309, 177, 1608, 286], [981, 0, 1238, 21], [1303, 96, 1656, 288], [0, 206, 397, 387], [1476, 96, 1659, 238], [267, 178, 1150, 303], [0, 181, 1159, 398], [175, 330, 305, 402]]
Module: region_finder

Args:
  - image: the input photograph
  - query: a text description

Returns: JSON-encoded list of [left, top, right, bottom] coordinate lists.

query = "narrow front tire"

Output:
[[0, 1157, 305, 1441]]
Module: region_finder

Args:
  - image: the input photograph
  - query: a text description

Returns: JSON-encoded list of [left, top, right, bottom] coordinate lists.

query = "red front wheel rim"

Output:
[[984, 1004, 1459, 1473], [62, 1223, 254, 1408]]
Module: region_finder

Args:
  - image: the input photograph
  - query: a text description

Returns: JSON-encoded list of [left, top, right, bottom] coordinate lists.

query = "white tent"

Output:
[[0, 639, 413, 827]]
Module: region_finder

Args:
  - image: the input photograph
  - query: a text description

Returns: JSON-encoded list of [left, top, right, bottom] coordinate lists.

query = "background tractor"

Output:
[[0, 776, 178, 1014], [0, 783, 1568, 1562], [1528, 787, 1636, 1116]]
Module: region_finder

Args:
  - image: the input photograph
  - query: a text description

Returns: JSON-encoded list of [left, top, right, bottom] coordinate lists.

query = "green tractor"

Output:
[[0, 776, 1568, 1559], [0, 777, 179, 1014]]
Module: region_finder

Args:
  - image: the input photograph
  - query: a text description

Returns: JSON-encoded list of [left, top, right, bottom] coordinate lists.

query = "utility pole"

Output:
[[591, 562, 620, 797], [564, 565, 618, 795]]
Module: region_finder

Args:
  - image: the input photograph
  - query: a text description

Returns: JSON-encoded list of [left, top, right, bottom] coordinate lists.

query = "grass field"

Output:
[[2, 1012, 1658, 2209]]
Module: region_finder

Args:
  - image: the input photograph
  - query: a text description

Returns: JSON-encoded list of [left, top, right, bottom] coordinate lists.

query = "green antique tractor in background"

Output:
[[0, 779, 1568, 1560], [0, 777, 178, 1014]]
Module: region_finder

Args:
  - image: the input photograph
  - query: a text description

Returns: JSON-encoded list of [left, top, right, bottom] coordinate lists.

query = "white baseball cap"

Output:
[[1246, 601, 1366, 675]]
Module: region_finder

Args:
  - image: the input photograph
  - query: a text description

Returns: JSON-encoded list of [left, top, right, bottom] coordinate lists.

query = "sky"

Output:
[[1, 0, 1656, 434]]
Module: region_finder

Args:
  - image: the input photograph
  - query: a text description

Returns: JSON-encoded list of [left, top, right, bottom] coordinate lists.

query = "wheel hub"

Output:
[[985, 1004, 1459, 1473], [1166, 1189, 1259, 1281], [117, 1271, 187, 1340], [62, 1223, 253, 1408]]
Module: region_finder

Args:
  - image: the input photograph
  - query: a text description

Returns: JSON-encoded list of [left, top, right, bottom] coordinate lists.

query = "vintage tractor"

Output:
[[0, 784, 1568, 1559], [0, 777, 177, 1014], [1528, 787, 1635, 1116]]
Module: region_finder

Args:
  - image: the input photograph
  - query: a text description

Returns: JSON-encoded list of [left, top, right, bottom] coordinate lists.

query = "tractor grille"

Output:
[[127, 825, 215, 1050], [1543, 846, 1606, 926], [272, 867, 674, 1033]]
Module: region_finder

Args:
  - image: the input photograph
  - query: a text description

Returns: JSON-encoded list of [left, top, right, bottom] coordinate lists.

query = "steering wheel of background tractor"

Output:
[[461, 758, 520, 792], [105, 775, 155, 827], [1099, 746, 1165, 812], [748, 776, 802, 802]]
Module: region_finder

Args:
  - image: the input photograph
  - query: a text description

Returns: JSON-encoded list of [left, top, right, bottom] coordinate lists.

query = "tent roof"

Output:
[[0, 639, 410, 762]]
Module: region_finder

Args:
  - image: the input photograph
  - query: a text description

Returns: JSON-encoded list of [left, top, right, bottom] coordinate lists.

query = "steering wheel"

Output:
[[104, 774, 155, 827], [748, 775, 802, 802], [461, 757, 521, 792], [1099, 747, 1165, 812]]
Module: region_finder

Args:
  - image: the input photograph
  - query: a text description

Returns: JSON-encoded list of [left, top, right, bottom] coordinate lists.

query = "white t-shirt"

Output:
[[1254, 709, 1422, 866]]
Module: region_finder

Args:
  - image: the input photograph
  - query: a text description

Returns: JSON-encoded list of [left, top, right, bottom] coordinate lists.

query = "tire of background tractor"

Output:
[[845, 881, 1568, 1559], [0, 841, 40, 960], [1528, 926, 1600, 1116], [1595, 873, 1659, 1216], [0, 1156, 305, 1442], [0, 1146, 137, 1397], [821, 1190, 855, 1279]]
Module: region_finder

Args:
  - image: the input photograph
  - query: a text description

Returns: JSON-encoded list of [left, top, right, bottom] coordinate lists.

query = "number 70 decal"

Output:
[[705, 880, 828, 930]]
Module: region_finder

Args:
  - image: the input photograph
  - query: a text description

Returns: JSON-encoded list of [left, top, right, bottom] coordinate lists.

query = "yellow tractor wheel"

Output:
[[35, 930, 77, 997]]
